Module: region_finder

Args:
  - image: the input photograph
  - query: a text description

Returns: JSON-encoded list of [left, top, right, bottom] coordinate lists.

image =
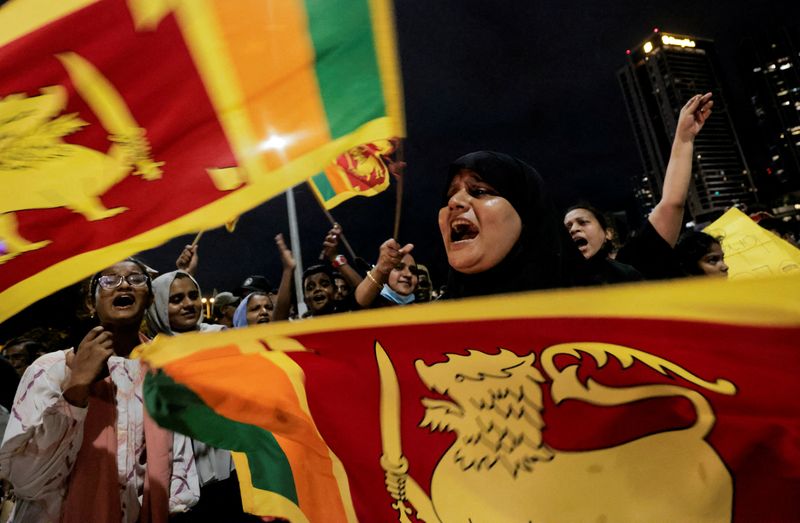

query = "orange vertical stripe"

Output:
[[163, 346, 348, 522], [324, 162, 352, 194], [211, 0, 331, 170]]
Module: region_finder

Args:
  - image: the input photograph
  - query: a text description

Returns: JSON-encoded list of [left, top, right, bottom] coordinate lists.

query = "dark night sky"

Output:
[[136, 0, 800, 295], [3, 0, 799, 338]]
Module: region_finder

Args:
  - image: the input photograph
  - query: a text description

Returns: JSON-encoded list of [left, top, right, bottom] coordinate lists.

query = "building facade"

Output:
[[619, 30, 757, 222], [740, 26, 800, 202]]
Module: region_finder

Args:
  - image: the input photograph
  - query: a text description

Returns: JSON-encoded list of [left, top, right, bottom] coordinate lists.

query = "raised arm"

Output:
[[271, 233, 296, 322], [649, 92, 713, 247], [176, 244, 199, 276], [355, 239, 414, 308], [321, 224, 363, 289]]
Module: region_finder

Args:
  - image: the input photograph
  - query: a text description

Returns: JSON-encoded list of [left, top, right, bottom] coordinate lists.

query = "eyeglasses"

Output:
[[96, 273, 149, 290]]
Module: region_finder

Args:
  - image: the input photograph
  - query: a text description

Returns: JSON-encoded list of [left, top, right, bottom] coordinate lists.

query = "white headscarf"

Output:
[[145, 270, 223, 336]]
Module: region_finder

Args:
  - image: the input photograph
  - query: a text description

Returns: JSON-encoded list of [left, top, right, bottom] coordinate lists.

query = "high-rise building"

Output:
[[740, 26, 800, 201], [618, 30, 758, 222]]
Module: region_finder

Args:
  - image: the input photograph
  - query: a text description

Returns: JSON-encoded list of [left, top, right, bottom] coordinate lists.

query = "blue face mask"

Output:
[[380, 284, 416, 305]]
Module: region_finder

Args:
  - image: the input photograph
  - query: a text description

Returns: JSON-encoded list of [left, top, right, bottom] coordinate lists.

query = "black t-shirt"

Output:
[[582, 255, 644, 286], [616, 220, 683, 280]]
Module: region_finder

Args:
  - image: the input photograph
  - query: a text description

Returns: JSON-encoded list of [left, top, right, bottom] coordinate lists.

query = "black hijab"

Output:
[[442, 151, 585, 298]]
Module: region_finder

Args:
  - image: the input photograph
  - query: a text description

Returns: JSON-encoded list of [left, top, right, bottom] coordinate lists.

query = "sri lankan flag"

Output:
[[141, 275, 800, 522], [308, 139, 396, 210], [0, 0, 404, 322]]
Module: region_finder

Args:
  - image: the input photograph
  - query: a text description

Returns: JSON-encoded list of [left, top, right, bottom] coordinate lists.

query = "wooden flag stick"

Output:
[[191, 230, 204, 247], [307, 181, 358, 260], [392, 139, 405, 241]]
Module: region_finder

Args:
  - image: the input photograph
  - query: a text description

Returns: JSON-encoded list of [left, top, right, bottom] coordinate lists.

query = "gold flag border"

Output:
[[141, 272, 800, 369]]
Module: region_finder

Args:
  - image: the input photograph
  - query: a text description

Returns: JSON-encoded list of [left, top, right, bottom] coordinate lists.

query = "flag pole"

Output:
[[391, 139, 405, 240], [191, 230, 204, 247], [306, 181, 358, 260], [286, 186, 308, 317], [393, 176, 403, 241]]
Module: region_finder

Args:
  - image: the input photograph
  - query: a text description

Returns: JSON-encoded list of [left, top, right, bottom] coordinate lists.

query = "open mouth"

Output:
[[112, 294, 135, 308], [312, 294, 328, 304], [257, 317, 270, 324], [450, 219, 479, 242], [573, 237, 589, 248]]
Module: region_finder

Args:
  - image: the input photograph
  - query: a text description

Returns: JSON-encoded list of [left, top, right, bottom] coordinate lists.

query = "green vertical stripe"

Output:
[[305, 0, 386, 138], [144, 371, 298, 503], [311, 171, 337, 201]]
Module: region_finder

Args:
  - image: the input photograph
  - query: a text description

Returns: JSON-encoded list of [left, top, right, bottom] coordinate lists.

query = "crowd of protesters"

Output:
[[0, 91, 796, 522]]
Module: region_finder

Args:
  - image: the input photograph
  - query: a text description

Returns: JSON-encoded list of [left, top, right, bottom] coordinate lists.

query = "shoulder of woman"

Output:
[[198, 323, 225, 332], [607, 258, 644, 281], [29, 350, 69, 377]]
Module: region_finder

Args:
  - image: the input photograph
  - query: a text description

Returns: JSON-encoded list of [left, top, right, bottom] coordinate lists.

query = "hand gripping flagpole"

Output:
[[375, 341, 441, 523], [307, 186, 358, 261]]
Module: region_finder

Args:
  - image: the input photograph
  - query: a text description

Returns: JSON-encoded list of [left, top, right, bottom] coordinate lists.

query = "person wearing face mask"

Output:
[[675, 231, 729, 278], [438, 151, 586, 298], [0, 259, 199, 523], [564, 93, 714, 282], [355, 239, 419, 307]]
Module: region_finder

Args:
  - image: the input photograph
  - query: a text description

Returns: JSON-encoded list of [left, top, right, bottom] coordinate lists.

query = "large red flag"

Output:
[[0, 0, 403, 321], [142, 274, 800, 522]]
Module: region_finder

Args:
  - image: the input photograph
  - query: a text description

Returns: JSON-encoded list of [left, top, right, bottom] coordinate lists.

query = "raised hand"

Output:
[[64, 326, 115, 406], [676, 92, 713, 143], [176, 244, 199, 275], [321, 224, 342, 261], [275, 233, 296, 271], [374, 238, 414, 278]]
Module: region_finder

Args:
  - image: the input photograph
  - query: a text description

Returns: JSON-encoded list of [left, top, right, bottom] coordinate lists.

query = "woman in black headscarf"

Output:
[[439, 151, 585, 298]]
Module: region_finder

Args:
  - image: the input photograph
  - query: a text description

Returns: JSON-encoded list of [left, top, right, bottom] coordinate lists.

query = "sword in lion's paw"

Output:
[[375, 341, 441, 523]]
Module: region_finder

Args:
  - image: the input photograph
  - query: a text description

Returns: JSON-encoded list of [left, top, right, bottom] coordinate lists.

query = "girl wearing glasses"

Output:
[[0, 259, 199, 523]]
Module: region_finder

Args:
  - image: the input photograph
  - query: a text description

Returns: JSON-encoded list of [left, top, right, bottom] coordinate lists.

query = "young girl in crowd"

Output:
[[675, 231, 729, 278], [438, 150, 585, 298], [0, 259, 198, 523], [564, 93, 714, 282], [145, 271, 225, 336], [145, 270, 258, 523], [355, 239, 419, 307]]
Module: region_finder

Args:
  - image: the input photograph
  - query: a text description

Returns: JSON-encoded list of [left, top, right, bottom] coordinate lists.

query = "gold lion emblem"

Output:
[[0, 52, 162, 264], [376, 342, 736, 523]]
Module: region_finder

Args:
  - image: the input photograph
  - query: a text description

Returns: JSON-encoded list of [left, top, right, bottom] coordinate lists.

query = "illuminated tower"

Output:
[[618, 30, 758, 222], [741, 26, 800, 199]]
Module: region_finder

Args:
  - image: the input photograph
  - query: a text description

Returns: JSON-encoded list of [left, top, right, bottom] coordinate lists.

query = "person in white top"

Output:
[[0, 259, 199, 523]]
